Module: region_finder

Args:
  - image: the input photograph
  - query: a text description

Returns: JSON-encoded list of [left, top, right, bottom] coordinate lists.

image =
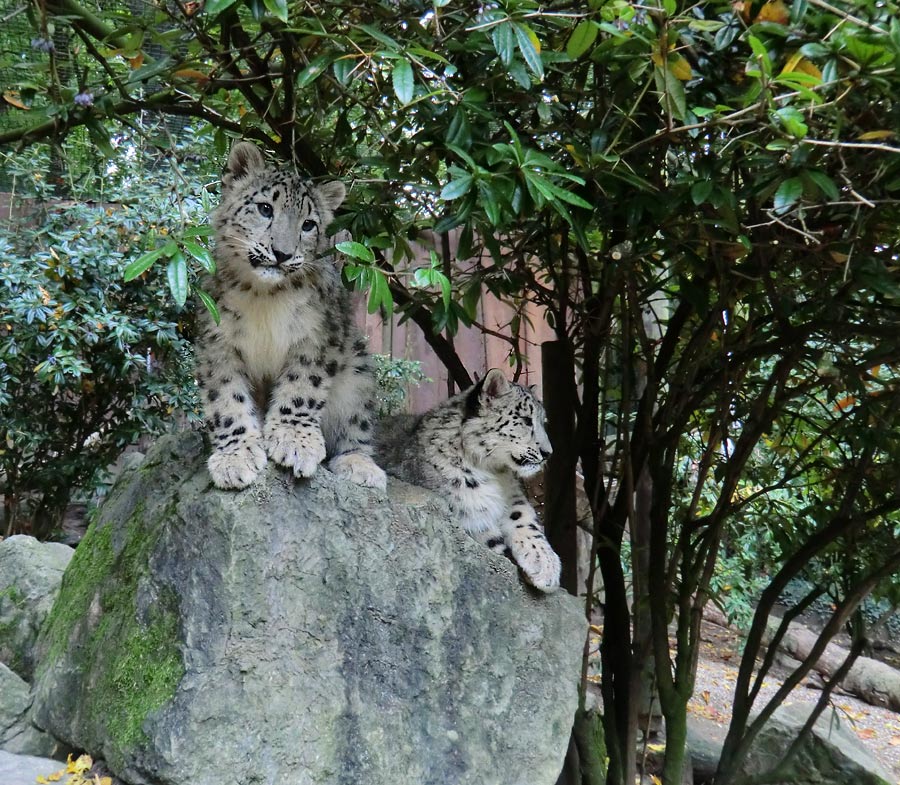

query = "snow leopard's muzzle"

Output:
[[512, 447, 551, 478]]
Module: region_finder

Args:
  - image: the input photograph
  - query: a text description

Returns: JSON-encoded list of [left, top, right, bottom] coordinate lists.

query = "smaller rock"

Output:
[[0, 663, 61, 757], [0, 536, 74, 681], [688, 702, 893, 785], [0, 750, 73, 785]]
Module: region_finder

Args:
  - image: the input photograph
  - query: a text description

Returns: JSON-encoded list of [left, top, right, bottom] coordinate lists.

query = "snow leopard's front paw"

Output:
[[329, 452, 387, 490], [208, 439, 267, 490], [264, 422, 327, 479], [511, 533, 561, 593]]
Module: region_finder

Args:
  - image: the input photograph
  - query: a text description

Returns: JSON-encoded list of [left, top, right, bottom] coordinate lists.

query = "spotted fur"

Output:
[[197, 142, 386, 491], [376, 369, 561, 592]]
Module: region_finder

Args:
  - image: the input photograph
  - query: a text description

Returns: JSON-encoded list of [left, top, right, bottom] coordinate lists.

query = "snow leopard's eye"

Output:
[[301, 219, 317, 232], [257, 202, 274, 218]]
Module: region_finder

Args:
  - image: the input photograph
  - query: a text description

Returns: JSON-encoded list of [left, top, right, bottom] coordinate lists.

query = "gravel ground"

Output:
[[690, 619, 900, 781]]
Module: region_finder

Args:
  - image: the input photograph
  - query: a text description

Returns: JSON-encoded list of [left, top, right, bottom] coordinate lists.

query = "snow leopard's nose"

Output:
[[540, 446, 552, 460], [272, 248, 293, 265]]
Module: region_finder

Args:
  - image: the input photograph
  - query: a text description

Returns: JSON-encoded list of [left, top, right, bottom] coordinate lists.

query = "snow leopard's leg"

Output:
[[320, 340, 387, 489], [499, 484, 561, 592], [263, 349, 333, 479], [468, 527, 513, 558], [198, 319, 267, 490]]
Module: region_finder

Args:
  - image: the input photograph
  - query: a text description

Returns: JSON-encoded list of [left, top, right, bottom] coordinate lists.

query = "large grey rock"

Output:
[[0, 535, 73, 680], [688, 702, 892, 784], [31, 431, 585, 785], [0, 663, 60, 757]]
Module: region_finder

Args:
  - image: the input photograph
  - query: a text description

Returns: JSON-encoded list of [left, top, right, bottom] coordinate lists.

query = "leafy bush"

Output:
[[0, 163, 203, 538], [372, 354, 429, 417]]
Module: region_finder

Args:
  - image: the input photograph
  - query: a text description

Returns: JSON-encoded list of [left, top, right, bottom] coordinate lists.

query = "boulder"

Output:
[[32, 431, 585, 785], [687, 702, 893, 784], [0, 663, 60, 757], [0, 535, 73, 680]]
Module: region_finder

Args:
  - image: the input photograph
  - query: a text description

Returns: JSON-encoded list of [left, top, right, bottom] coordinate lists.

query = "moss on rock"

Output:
[[33, 459, 186, 770]]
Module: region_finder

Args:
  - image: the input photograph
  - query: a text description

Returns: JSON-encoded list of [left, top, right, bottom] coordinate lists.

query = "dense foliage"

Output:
[[0, 146, 203, 538], [3, 1, 900, 784]]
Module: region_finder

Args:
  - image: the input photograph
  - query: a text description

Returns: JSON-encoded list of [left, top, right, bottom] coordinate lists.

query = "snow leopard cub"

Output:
[[197, 141, 386, 491], [377, 369, 561, 592]]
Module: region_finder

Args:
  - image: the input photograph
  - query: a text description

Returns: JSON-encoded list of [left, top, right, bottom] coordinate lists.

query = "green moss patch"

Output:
[[99, 594, 183, 755], [37, 496, 185, 765]]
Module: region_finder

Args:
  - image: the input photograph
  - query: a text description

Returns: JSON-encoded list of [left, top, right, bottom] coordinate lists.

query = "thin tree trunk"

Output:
[[541, 339, 580, 595]]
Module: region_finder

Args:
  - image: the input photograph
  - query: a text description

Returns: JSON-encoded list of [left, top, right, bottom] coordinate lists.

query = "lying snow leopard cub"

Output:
[[376, 369, 561, 592], [197, 141, 386, 491]]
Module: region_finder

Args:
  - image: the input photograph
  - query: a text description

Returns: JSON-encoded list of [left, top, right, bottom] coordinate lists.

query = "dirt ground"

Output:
[[690, 619, 900, 780]]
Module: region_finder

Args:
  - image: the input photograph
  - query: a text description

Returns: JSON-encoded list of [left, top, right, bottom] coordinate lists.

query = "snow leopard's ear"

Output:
[[315, 180, 347, 212], [482, 368, 511, 399], [223, 142, 266, 188]]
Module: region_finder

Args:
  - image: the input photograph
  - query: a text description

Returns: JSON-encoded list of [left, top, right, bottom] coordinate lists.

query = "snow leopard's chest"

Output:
[[220, 285, 327, 382]]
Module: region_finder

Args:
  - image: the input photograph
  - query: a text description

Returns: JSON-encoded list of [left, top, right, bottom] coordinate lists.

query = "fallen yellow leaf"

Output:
[[69, 754, 93, 774], [2, 91, 29, 110], [755, 0, 790, 24], [857, 130, 896, 141], [857, 727, 877, 740]]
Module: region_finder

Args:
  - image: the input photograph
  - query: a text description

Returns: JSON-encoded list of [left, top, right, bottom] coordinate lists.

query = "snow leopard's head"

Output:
[[461, 369, 552, 478], [212, 142, 346, 287]]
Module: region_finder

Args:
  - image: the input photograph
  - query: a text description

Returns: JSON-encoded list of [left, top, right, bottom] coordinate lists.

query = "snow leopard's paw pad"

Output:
[[329, 453, 387, 490]]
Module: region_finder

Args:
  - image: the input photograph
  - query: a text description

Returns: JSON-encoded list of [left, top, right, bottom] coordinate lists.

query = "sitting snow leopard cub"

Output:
[[197, 141, 386, 491], [376, 369, 561, 592]]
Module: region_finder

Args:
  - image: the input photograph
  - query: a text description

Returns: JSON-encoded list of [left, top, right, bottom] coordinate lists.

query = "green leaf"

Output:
[[524, 172, 593, 210], [182, 241, 216, 274], [126, 57, 174, 84], [262, 0, 287, 22], [332, 58, 355, 85], [773, 177, 803, 214], [336, 240, 375, 263], [773, 107, 808, 139], [513, 23, 543, 80], [446, 110, 472, 149], [359, 24, 400, 50], [691, 181, 714, 205], [436, 270, 451, 308], [805, 170, 840, 201], [123, 248, 164, 281], [85, 120, 115, 159], [195, 289, 220, 325], [446, 146, 478, 169], [392, 58, 415, 104], [492, 22, 515, 66], [296, 55, 332, 88], [440, 175, 473, 201], [653, 65, 687, 122], [541, 178, 593, 210], [747, 35, 772, 77], [507, 61, 531, 89], [566, 21, 598, 59], [367, 269, 393, 314], [478, 181, 502, 225], [203, 0, 240, 17], [166, 252, 189, 307]]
